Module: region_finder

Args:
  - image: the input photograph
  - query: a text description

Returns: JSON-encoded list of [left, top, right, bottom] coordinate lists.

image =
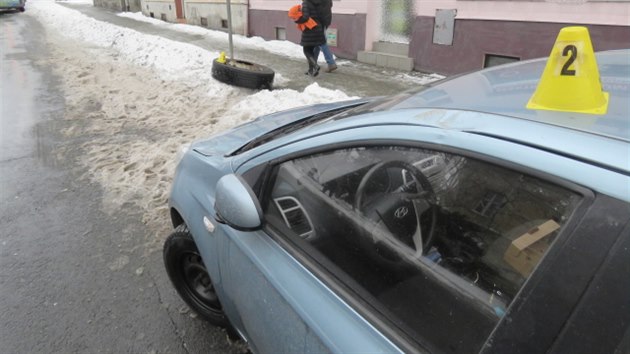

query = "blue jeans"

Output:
[[314, 43, 336, 66]]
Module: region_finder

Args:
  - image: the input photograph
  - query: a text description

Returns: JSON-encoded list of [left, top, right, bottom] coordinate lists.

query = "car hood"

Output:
[[191, 98, 373, 157]]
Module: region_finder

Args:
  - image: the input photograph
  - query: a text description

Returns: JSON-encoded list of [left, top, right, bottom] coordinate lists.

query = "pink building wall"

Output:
[[249, 0, 375, 50], [248, 0, 630, 74], [409, 19, 630, 75], [415, 0, 629, 26], [409, 0, 629, 74]]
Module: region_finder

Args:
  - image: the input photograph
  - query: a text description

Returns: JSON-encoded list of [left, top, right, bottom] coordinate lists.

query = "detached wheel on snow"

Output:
[[212, 59, 274, 90]]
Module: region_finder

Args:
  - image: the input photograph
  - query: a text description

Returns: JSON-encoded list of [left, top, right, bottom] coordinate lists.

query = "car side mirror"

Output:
[[214, 174, 263, 231]]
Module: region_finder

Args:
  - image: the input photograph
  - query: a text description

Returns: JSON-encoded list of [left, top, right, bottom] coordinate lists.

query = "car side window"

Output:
[[263, 146, 582, 353]]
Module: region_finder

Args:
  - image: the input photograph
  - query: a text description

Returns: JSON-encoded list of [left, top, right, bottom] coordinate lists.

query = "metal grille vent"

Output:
[[274, 196, 314, 239]]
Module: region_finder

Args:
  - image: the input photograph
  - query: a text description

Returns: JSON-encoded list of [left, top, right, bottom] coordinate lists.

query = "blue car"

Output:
[[0, 0, 25, 12], [164, 45, 629, 353]]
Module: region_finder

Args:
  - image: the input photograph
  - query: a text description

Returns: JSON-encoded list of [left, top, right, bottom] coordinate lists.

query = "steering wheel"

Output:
[[354, 160, 437, 262]]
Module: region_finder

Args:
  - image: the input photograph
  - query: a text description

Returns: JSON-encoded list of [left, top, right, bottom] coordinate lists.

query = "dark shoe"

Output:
[[308, 64, 320, 77], [326, 64, 338, 73]]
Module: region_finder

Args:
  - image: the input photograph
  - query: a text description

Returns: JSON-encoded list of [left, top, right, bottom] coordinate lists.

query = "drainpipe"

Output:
[[245, 0, 249, 38], [226, 0, 234, 60]]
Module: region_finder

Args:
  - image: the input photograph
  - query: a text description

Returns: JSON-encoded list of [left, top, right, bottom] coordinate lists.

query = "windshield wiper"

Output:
[[230, 104, 366, 156]]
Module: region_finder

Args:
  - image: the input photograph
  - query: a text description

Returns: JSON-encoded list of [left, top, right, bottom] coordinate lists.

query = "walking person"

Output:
[[313, 0, 337, 72], [289, 1, 326, 77]]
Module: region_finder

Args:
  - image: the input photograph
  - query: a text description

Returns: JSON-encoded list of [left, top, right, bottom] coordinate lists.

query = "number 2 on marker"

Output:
[[561, 45, 577, 76]]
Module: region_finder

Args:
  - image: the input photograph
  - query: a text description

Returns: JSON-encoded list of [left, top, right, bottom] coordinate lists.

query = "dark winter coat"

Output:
[[320, 0, 332, 29], [296, 0, 326, 47]]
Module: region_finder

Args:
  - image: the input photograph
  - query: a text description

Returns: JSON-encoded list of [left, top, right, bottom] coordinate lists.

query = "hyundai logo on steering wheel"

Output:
[[394, 206, 409, 219]]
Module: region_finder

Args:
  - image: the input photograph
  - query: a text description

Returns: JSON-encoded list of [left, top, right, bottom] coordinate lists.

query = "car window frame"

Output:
[[242, 138, 599, 353], [482, 192, 629, 353], [546, 221, 630, 354]]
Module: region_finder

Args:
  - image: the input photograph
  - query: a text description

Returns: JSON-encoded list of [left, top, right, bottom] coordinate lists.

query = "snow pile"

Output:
[[119, 12, 309, 60], [29, 2, 220, 86], [28, 1, 353, 102], [27, 0, 357, 236]]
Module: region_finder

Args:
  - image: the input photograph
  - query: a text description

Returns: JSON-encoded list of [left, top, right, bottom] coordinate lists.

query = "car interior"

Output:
[[263, 146, 581, 352]]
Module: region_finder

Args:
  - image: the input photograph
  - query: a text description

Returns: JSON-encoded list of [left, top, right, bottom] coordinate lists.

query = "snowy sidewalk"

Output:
[[58, 2, 443, 98]]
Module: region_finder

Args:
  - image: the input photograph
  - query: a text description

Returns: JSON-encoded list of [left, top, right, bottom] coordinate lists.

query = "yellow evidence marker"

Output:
[[217, 51, 227, 64], [527, 26, 609, 115]]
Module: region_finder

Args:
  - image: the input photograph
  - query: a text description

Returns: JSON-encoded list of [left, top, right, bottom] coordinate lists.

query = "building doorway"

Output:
[[175, 0, 184, 20]]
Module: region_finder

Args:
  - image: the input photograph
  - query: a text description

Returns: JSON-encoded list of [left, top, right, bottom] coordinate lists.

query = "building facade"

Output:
[[94, 0, 141, 12], [140, 0, 248, 34], [409, 0, 630, 75], [249, 0, 630, 75], [95, 0, 630, 75]]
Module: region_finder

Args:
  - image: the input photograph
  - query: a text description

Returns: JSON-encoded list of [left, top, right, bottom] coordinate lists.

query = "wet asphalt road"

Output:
[[0, 10, 242, 354]]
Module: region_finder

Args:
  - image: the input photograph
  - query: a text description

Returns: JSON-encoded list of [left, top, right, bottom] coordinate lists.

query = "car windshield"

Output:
[[231, 104, 367, 155], [231, 78, 452, 156], [330, 79, 454, 120]]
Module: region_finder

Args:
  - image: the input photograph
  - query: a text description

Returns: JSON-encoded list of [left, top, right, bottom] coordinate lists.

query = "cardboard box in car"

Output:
[[503, 220, 560, 277]]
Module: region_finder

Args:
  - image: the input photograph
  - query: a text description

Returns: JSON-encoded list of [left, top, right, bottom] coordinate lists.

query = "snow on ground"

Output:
[[26, 1, 443, 247], [118, 11, 323, 61], [27, 0, 356, 242], [29, 1, 352, 102], [395, 72, 445, 86], [116, 11, 445, 85]]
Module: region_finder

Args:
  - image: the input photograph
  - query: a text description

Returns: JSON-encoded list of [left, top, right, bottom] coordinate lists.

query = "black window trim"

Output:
[[243, 137, 598, 353], [482, 194, 629, 353], [547, 220, 630, 353]]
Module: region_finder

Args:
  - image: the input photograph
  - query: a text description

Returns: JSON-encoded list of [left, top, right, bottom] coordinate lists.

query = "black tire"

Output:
[[212, 58, 275, 90], [18, 7, 25, 12], [163, 224, 228, 327]]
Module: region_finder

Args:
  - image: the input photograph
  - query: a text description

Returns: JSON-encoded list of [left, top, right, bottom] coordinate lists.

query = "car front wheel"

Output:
[[163, 224, 228, 327]]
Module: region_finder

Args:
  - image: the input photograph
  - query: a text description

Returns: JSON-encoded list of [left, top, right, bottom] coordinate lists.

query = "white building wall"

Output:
[[184, 0, 248, 34], [140, 0, 248, 33], [142, 0, 178, 22]]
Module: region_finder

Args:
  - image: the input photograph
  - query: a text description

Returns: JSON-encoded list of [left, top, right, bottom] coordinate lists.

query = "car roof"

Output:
[[391, 50, 629, 143]]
